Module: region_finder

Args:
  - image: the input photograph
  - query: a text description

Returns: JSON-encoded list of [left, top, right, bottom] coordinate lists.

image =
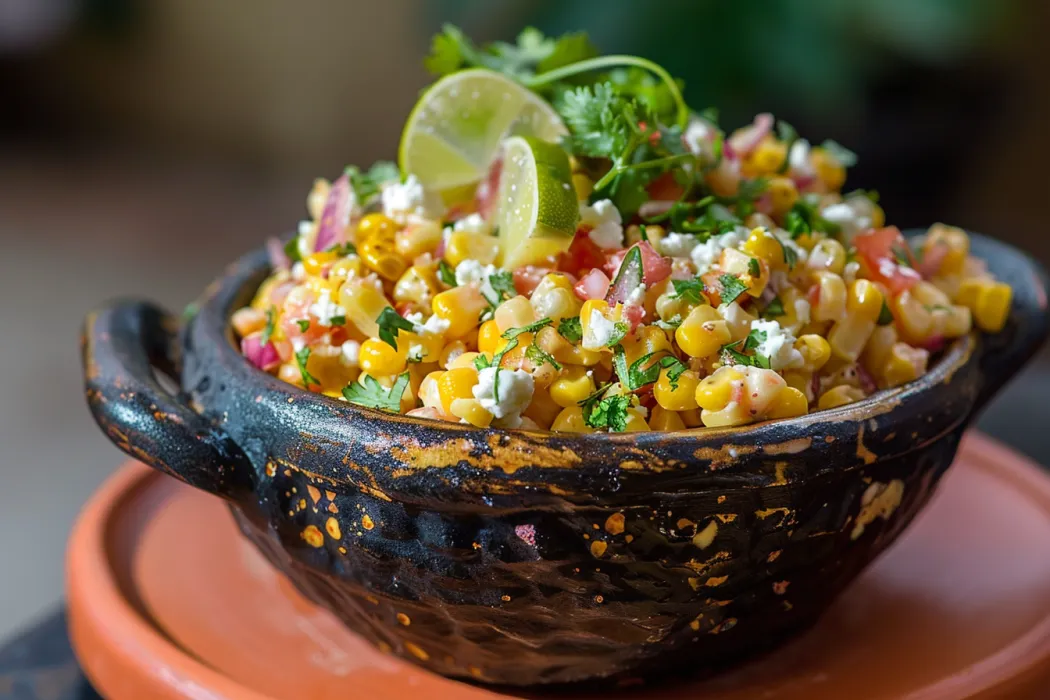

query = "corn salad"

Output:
[[233, 31, 1011, 434]]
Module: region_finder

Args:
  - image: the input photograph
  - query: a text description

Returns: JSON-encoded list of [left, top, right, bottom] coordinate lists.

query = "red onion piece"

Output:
[[728, 113, 774, 157], [637, 200, 677, 219], [266, 236, 291, 272], [241, 334, 280, 372], [314, 173, 354, 253], [574, 269, 611, 301]]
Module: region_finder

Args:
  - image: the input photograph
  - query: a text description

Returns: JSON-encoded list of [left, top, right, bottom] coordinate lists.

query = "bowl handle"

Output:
[[966, 232, 1050, 414], [81, 300, 253, 499]]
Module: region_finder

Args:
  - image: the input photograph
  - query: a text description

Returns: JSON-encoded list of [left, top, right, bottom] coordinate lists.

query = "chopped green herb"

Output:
[[485, 270, 517, 306], [718, 274, 749, 305], [330, 315, 346, 327], [654, 316, 682, 331], [558, 316, 583, 343], [892, 246, 913, 268], [605, 321, 631, 348], [327, 242, 357, 257], [578, 382, 612, 416], [779, 238, 799, 269], [585, 393, 631, 432], [763, 296, 786, 318], [437, 260, 458, 287], [820, 139, 858, 168], [182, 301, 200, 323], [295, 347, 320, 387], [748, 257, 761, 277], [376, 307, 415, 349], [670, 278, 706, 305], [877, 300, 894, 325], [260, 307, 276, 346], [342, 372, 409, 412], [345, 161, 400, 205], [784, 208, 811, 239], [720, 328, 770, 368], [502, 317, 552, 340], [613, 346, 688, 391], [296, 319, 311, 333], [474, 337, 519, 372], [284, 236, 302, 263], [525, 343, 562, 370]]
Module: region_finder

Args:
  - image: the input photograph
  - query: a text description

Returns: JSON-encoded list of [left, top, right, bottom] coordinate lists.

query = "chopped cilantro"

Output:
[[327, 242, 357, 257], [779, 238, 799, 269], [437, 260, 458, 287], [613, 346, 688, 391], [424, 25, 598, 82], [585, 393, 631, 432], [763, 296, 786, 318], [671, 278, 705, 305], [284, 236, 302, 263], [558, 316, 583, 343], [296, 319, 311, 333], [342, 372, 409, 412], [748, 257, 761, 277], [718, 274, 749, 305], [892, 246, 913, 268], [502, 317, 552, 340], [330, 314, 346, 327], [605, 321, 631, 348], [376, 307, 415, 349], [721, 328, 770, 368], [877, 300, 894, 326], [345, 161, 400, 205], [485, 270, 517, 306], [578, 382, 612, 417], [295, 347, 319, 388], [260, 307, 276, 345], [525, 344, 562, 370], [784, 208, 811, 239]]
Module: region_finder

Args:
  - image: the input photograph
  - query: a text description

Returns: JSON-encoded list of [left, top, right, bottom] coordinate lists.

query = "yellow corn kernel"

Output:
[[328, 256, 365, 286], [419, 371, 444, 410], [432, 285, 488, 339], [817, 385, 866, 410], [677, 305, 732, 359], [861, 325, 897, 378], [531, 274, 581, 322], [397, 330, 444, 364], [494, 296, 536, 334], [849, 279, 885, 321], [444, 231, 500, 266], [937, 304, 973, 338], [655, 368, 700, 411], [783, 370, 814, 401], [794, 334, 831, 372], [358, 237, 407, 281], [649, 406, 687, 431], [891, 287, 936, 345], [477, 320, 502, 355], [231, 307, 267, 337], [924, 223, 970, 277], [811, 271, 847, 322], [811, 147, 847, 191], [767, 177, 799, 216], [655, 289, 693, 323], [742, 227, 784, 269], [438, 341, 467, 369], [359, 338, 408, 376], [549, 366, 596, 408], [302, 250, 339, 276], [395, 219, 442, 260], [307, 345, 358, 393], [745, 138, 787, 176], [767, 386, 809, 419], [338, 282, 391, 338], [623, 409, 651, 432], [695, 366, 745, 412], [969, 281, 1012, 333], [882, 343, 928, 388], [721, 247, 768, 297], [551, 406, 595, 433], [572, 173, 594, 201], [437, 367, 478, 414], [393, 265, 439, 307], [678, 408, 703, 428], [700, 403, 752, 428], [356, 213, 398, 243], [622, 327, 674, 366], [449, 398, 493, 428], [955, 277, 982, 309], [806, 239, 847, 275], [449, 351, 483, 370], [523, 386, 562, 429]]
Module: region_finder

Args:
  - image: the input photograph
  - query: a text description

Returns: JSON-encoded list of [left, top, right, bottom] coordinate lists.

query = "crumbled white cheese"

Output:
[[297, 220, 314, 236], [308, 288, 346, 327], [626, 283, 647, 306], [658, 232, 700, 258], [454, 259, 500, 303], [405, 311, 425, 326], [413, 314, 451, 337], [691, 229, 745, 274], [821, 202, 872, 239], [407, 344, 425, 363], [582, 308, 620, 350], [793, 298, 811, 326], [452, 213, 489, 236], [291, 261, 306, 281], [579, 199, 624, 249], [788, 139, 815, 177], [751, 319, 804, 370], [473, 367, 534, 428], [718, 300, 750, 327], [340, 340, 360, 367], [381, 174, 442, 224], [683, 117, 717, 160]]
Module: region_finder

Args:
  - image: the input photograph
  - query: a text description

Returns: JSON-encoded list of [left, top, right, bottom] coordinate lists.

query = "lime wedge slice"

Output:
[[399, 69, 568, 192], [496, 136, 580, 270]]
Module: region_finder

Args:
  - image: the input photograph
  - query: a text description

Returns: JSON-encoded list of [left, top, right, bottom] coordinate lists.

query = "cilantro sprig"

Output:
[[558, 316, 583, 343], [376, 307, 415, 349], [670, 278, 705, 305], [295, 347, 320, 388], [346, 161, 400, 206], [260, 307, 276, 346], [718, 274, 749, 305], [612, 346, 688, 391], [342, 372, 410, 412], [720, 327, 771, 369]]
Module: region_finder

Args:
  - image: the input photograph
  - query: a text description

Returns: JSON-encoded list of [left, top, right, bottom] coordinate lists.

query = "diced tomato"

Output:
[[605, 241, 672, 287], [854, 226, 922, 295], [560, 228, 608, 277], [513, 266, 550, 297], [281, 293, 330, 346], [395, 302, 417, 318], [474, 157, 502, 221], [647, 171, 685, 201], [574, 269, 611, 301], [623, 303, 646, 329]]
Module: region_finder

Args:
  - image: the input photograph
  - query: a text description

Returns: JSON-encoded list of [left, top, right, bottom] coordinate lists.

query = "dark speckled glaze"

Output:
[[81, 231, 1048, 687]]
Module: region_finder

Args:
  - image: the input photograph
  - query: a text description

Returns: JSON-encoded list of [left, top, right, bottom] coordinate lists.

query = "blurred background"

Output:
[[1, 0, 1048, 639]]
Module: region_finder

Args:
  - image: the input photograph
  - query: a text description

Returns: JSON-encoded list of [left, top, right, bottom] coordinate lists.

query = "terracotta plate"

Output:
[[67, 433, 1050, 699]]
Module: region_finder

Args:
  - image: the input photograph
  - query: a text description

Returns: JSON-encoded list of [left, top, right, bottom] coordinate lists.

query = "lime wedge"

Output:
[[496, 136, 580, 270], [399, 69, 567, 192]]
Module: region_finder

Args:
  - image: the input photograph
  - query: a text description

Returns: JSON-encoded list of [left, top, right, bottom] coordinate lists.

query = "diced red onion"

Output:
[[574, 268, 610, 301], [728, 113, 774, 157], [266, 236, 290, 272], [314, 173, 354, 253], [241, 334, 280, 371]]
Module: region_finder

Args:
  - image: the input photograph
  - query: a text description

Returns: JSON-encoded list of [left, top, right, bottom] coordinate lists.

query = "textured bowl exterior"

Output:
[[83, 232, 1049, 687]]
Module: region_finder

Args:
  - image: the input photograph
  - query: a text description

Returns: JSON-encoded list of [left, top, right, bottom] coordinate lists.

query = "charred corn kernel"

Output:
[[450, 398, 493, 427], [746, 138, 788, 176], [393, 265, 439, 306], [767, 386, 809, 419], [477, 320, 502, 355], [551, 406, 594, 433], [807, 239, 847, 275], [524, 386, 562, 429], [419, 371, 444, 410], [432, 285, 487, 338], [359, 237, 407, 281], [624, 409, 651, 432], [795, 334, 831, 372], [356, 213, 397, 242], [677, 305, 732, 358], [812, 147, 847, 190], [531, 274, 581, 321], [695, 366, 745, 412], [395, 219, 442, 260], [743, 227, 784, 268], [549, 366, 596, 408], [655, 368, 700, 411], [811, 271, 847, 322], [861, 325, 898, 377], [302, 250, 339, 276], [494, 296, 536, 333], [438, 368, 478, 414], [339, 282, 391, 338], [649, 406, 686, 431], [359, 338, 407, 376], [882, 343, 929, 388], [924, 223, 970, 277], [817, 385, 866, 410], [622, 327, 674, 365], [231, 307, 267, 337], [445, 231, 500, 266], [449, 351, 483, 370], [572, 173, 594, 201], [767, 177, 799, 216], [783, 370, 814, 401]]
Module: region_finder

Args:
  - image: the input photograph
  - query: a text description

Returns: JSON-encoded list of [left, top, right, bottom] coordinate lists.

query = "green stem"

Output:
[[525, 55, 689, 129], [592, 152, 695, 192]]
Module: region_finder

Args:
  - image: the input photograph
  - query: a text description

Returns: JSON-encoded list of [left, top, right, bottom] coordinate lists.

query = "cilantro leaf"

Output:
[[423, 24, 479, 76], [718, 274, 749, 305], [284, 236, 302, 263], [721, 328, 770, 368], [342, 372, 410, 412], [487, 271, 517, 304], [296, 319, 310, 333], [502, 317, 552, 340], [613, 346, 688, 391], [821, 139, 858, 168], [536, 31, 598, 73], [295, 347, 319, 388], [376, 307, 415, 349], [892, 246, 913, 268], [606, 321, 631, 348], [671, 278, 705, 305], [330, 314, 346, 326], [578, 382, 612, 416], [346, 161, 400, 205], [748, 257, 761, 277], [763, 296, 786, 318], [525, 344, 562, 370], [437, 260, 457, 287], [556, 82, 631, 160], [260, 307, 276, 346], [586, 394, 631, 432], [558, 316, 583, 343], [779, 238, 799, 269], [877, 300, 895, 326]]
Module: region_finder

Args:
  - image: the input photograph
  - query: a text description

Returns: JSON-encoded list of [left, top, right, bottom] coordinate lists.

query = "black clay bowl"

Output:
[[81, 231, 1048, 688]]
